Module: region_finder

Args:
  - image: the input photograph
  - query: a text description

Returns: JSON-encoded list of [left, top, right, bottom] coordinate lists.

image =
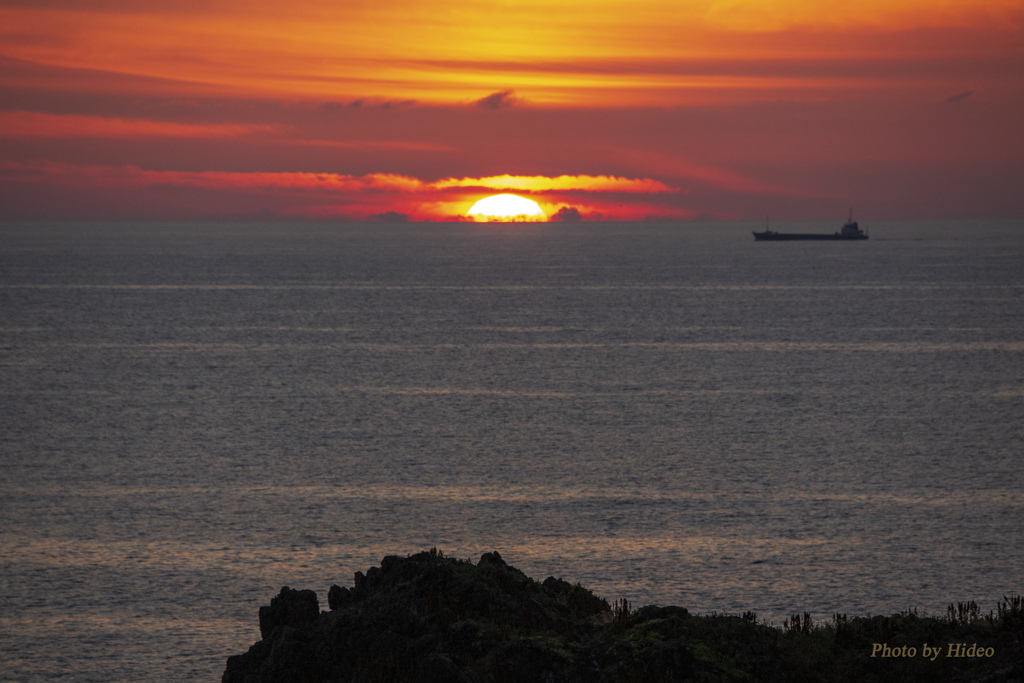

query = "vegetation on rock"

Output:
[[224, 548, 1023, 682]]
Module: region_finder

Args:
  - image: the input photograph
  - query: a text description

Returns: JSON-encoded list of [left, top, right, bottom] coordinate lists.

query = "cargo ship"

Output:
[[753, 212, 868, 241]]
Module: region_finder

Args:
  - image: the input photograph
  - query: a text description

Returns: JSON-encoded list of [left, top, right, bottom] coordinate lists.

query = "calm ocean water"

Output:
[[1, 219, 1022, 680]]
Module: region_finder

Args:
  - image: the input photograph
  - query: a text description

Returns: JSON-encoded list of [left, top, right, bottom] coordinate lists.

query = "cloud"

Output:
[[703, 0, 1020, 32], [0, 162, 675, 197], [290, 139, 455, 152], [0, 111, 277, 138], [434, 174, 677, 193], [0, 162, 689, 220], [945, 89, 975, 103], [3, 0, 1017, 113], [0, 162, 425, 192], [611, 147, 808, 197], [550, 206, 583, 222], [475, 90, 517, 109]]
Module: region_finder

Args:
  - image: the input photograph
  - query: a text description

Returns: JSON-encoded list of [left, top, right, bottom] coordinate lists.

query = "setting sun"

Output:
[[467, 194, 547, 222]]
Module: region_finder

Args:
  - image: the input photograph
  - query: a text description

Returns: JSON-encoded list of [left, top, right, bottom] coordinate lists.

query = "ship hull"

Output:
[[753, 232, 868, 241]]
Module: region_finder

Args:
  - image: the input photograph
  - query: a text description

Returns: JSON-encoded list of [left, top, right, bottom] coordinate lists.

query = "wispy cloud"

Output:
[[2, 0, 1021, 220], [0, 162, 682, 221], [610, 148, 808, 197], [1, 162, 421, 191], [2, 163, 676, 195], [0, 111, 278, 138], [945, 89, 975, 103], [475, 90, 517, 109], [434, 174, 677, 193], [4, 0, 1016, 107]]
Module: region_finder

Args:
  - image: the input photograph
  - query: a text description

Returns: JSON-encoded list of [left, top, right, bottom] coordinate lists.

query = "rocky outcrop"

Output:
[[224, 549, 1023, 683], [258, 588, 319, 639]]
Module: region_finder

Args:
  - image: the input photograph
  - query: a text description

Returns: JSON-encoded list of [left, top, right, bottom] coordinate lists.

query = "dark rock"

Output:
[[414, 653, 470, 683], [486, 637, 576, 683], [477, 550, 506, 568], [258, 587, 319, 640], [224, 550, 1023, 683], [327, 584, 350, 611]]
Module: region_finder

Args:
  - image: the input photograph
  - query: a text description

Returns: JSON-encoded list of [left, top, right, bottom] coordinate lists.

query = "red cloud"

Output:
[[0, 162, 684, 220], [0, 111, 278, 139]]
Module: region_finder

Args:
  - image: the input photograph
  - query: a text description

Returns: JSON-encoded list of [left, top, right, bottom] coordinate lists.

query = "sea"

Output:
[[1, 219, 1022, 681]]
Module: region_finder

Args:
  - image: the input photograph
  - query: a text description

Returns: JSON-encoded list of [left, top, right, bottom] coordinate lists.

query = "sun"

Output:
[[467, 194, 547, 222]]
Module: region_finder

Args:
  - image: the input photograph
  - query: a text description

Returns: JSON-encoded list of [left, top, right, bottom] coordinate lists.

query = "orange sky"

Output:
[[1, 0, 1022, 220]]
